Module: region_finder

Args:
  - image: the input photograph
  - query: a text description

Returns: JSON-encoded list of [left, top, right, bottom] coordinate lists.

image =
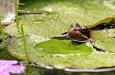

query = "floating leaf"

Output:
[[91, 29, 115, 52], [5, 0, 115, 37], [34, 39, 92, 54], [5, 0, 115, 70], [7, 38, 115, 69]]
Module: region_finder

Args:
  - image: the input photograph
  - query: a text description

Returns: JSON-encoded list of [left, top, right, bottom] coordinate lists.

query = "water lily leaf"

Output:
[[8, 37, 115, 69], [34, 39, 92, 54], [5, 0, 115, 37], [20, 0, 115, 24], [91, 29, 115, 52], [5, 0, 115, 70]]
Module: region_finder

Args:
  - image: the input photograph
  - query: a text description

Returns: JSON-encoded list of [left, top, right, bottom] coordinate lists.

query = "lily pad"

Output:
[[5, 0, 115, 36], [8, 37, 115, 69], [4, 0, 115, 70], [91, 29, 115, 52], [88, 17, 115, 53], [34, 39, 92, 54]]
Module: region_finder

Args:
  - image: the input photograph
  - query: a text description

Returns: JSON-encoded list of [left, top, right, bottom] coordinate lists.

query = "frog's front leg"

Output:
[[50, 32, 69, 40]]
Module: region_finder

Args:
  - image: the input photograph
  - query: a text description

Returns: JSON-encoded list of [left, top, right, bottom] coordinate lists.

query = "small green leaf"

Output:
[[34, 39, 92, 54]]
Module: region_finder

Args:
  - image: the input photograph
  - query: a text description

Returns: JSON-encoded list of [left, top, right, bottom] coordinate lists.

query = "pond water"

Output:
[[1, 0, 115, 75]]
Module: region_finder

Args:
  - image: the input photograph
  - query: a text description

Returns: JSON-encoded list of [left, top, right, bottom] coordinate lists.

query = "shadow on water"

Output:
[[40, 69, 115, 75]]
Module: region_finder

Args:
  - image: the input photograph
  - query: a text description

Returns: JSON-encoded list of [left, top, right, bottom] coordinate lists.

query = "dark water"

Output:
[[30, 68, 115, 75]]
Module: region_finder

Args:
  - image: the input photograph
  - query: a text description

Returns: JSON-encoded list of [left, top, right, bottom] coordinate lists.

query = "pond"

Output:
[[0, 0, 115, 75]]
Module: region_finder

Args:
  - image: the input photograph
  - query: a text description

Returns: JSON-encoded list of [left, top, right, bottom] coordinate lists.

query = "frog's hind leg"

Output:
[[88, 17, 115, 31], [50, 32, 69, 40]]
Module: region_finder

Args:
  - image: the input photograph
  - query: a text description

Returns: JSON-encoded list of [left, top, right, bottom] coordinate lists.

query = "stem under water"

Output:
[[15, 0, 29, 74]]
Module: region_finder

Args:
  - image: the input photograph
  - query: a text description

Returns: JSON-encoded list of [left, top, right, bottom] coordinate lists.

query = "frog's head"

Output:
[[68, 23, 90, 42]]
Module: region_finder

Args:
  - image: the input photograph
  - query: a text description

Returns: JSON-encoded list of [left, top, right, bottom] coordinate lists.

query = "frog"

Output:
[[68, 23, 90, 42], [51, 17, 115, 43]]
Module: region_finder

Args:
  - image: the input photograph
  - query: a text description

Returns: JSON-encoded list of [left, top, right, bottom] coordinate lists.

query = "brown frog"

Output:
[[51, 23, 90, 42], [51, 17, 115, 42], [68, 23, 90, 42]]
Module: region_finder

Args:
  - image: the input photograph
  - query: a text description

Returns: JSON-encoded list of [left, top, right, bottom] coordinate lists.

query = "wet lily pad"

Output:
[[88, 17, 115, 53], [5, 0, 115, 70], [91, 29, 115, 52], [34, 39, 92, 54], [5, 0, 115, 37], [8, 37, 115, 69]]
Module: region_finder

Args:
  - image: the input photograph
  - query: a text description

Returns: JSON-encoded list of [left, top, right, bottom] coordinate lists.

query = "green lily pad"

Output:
[[8, 37, 115, 69], [88, 17, 115, 53], [5, 0, 115, 37], [5, 0, 115, 70], [91, 29, 115, 52], [34, 39, 92, 54]]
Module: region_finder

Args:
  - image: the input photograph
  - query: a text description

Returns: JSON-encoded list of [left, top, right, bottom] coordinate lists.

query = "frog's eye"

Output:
[[82, 27, 87, 30], [81, 27, 88, 32]]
